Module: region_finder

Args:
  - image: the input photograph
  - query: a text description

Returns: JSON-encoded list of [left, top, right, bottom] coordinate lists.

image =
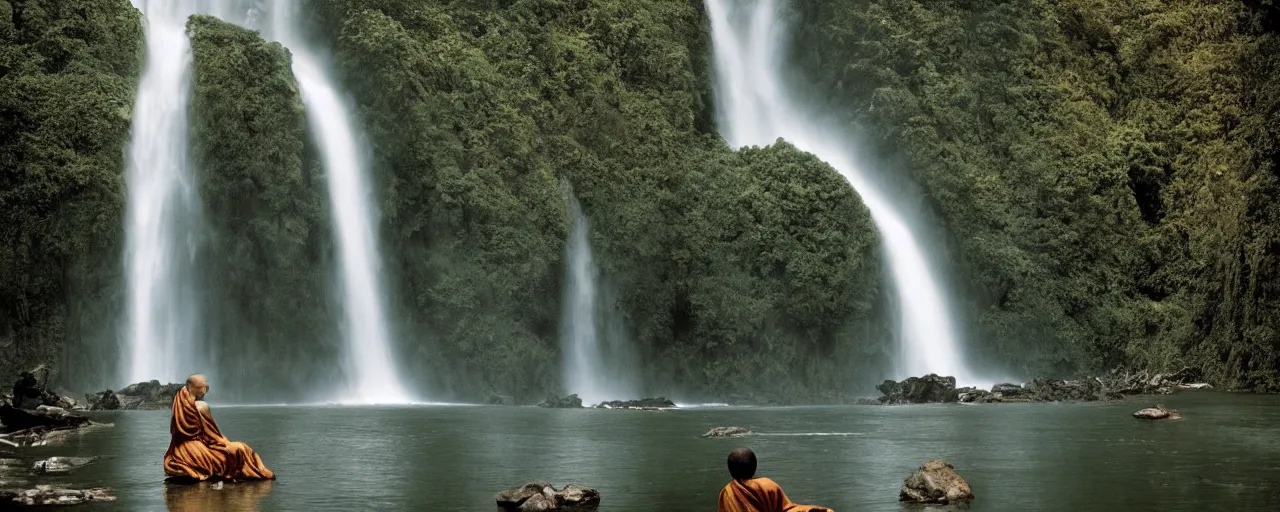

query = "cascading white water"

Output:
[[561, 198, 637, 404], [122, 0, 207, 385], [267, 3, 412, 404], [704, 0, 978, 384]]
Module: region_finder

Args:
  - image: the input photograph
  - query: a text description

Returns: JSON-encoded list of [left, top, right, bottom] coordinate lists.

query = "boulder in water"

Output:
[[701, 426, 753, 438], [32, 456, 100, 476], [537, 394, 584, 409], [84, 390, 122, 411], [0, 485, 116, 506], [495, 481, 600, 511], [593, 397, 675, 409], [876, 374, 958, 404], [1133, 405, 1181, 420], [899, 460, 974, 504], [1176, 383, 1213, 390], [956, 388, 997, 403], [111, 380, 184, 410]]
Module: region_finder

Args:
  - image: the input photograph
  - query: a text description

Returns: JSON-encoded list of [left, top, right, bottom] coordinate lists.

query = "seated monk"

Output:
[[718, 448, 832, 512], [163, 374, 275, 482]]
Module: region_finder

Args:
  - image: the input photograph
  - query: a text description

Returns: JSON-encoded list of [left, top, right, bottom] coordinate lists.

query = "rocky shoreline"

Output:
[[872, 367, 1214, 405], [535, 395, 677, 410], [0, 367, 117, 506]]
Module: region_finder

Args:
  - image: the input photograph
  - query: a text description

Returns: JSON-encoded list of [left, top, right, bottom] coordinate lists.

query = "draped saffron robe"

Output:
[[163, 386, 275, 481], [718, 477, 832, 512]]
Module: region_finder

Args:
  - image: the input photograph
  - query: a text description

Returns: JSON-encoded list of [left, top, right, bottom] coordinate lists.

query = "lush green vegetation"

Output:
[[186, 16, 337, 400], [0, 0, 141, 386], [789, 0, 1280, 389], [3, 0, 1279, 399]]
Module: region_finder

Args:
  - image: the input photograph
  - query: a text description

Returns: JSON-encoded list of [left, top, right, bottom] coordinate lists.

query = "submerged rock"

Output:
[[1, 485, 116, 506], [1177, 383, 1213, 390], [0, 423, 111, 448], [956, 387, 997, 403], [701, 427, 753, 438], [876, 374, 958, 404], [495, 481, 600, 511], [593, 398, 675, 409], [538, 394, 584, 409], [1133, 405, 1182, 420], [899, 460, 974, 504], [32, 456, 100, 476]]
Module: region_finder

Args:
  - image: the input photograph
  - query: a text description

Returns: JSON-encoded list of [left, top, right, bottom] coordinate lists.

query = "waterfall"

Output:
[[703, 0, 978, 384], [122, 0, 207, 385], [267, 3, 412, 404], [561, 198, 637, 404]]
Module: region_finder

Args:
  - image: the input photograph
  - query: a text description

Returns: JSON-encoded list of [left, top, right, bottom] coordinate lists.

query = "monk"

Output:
[[717, 448, 832, 512], [163, 374, 275, 482]]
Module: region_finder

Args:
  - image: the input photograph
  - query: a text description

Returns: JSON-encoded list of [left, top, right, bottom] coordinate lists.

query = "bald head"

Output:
[[186, 374, 208, 399], [727, 448, 757, 481]]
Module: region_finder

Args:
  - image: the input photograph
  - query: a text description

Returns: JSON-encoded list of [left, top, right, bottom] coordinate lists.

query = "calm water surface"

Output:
[[23, 392, 1280, 510]]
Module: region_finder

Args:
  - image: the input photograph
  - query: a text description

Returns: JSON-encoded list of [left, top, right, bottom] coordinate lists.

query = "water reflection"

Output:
[[164, 480, 274, 511]]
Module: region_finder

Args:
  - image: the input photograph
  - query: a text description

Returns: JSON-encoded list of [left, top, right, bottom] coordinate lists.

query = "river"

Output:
[[26, 391, 1280, 510]]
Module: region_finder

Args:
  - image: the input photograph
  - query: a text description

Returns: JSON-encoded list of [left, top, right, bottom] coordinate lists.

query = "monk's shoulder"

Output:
[[194, 400, 210, 412]]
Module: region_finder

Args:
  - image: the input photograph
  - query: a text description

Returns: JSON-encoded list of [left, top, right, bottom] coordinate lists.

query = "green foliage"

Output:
[[310, 0, 881, 402], [788, 0, 1280, 389], [186, 16, 333, 400], [0, 0, 141, 387]]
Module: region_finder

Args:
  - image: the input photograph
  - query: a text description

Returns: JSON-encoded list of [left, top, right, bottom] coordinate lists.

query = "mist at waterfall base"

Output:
[[117, 1, 413, 404], [560, 198, 639, 405], [704, 0, 998, 388]]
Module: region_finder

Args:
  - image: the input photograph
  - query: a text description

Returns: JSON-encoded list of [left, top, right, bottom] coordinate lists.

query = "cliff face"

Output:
[[784, 0, 1280, 390], [6, 0, 1279, 400], [0, 0, 142, 387]]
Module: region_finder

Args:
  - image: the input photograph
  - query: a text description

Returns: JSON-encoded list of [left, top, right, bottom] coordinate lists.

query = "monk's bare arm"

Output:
[[195, 400, 210, 414]]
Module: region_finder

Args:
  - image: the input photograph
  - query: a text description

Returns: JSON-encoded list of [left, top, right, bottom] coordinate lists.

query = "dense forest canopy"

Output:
[[0, 0, 1277, 402]]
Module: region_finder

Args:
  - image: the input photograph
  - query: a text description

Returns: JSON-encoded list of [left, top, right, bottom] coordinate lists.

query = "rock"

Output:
[[84, 390, 122, 411], [899, 460, 974, 504], [0, 404, 90, 431], [32, 456, 100, 475], [991, 383, 1028, 397], [1177, 382, 1213, 390], [495, 481, 600, 511], [876, 374, 958, 404], [111, 380, 184, 410], [1133, 405, 1182, 420], [593, 397, 675, 409], [10, 366, 60, 411], [1024, 378, 1103, 402], [537, 394, 584, 409], [701, 427, 753, 438], [0, 422, 111, 447], [0, 486, 116, 506], [956, 387, 997, 403]]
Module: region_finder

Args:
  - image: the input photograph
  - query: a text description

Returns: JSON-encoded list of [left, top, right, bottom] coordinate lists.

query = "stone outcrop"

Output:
[[881, 366, 1212, 405], [899, 460, 974, 504], [495, 481, 600, 511], [593, 398, 675, 410], [32, 457, 99, 476], [876, 374, 958, 404], [538, 394, 584, 409], [1133, 405, 1182, 420], [83, 390, 122, 411], [701, 427, 753, 438], [0, 485, 116, 506], [85, 380, 182, 411], [0, 405, 91, 432]]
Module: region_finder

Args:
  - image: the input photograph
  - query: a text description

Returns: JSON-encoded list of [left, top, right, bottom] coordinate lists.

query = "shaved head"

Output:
[[727, 448, 757, 481], [185, 374, 209, 399]]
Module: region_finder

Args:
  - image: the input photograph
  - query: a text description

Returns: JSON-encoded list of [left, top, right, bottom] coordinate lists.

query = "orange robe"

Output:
[[163, 386, 275, 481], [718, 477, 832, 512]]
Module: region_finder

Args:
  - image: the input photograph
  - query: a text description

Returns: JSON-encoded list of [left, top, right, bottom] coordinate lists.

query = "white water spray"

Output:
[[267, 3, 412, 403], [561, 198, 637, 404], [122, 0, 210, 385], [704, 0, 978, 384]]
